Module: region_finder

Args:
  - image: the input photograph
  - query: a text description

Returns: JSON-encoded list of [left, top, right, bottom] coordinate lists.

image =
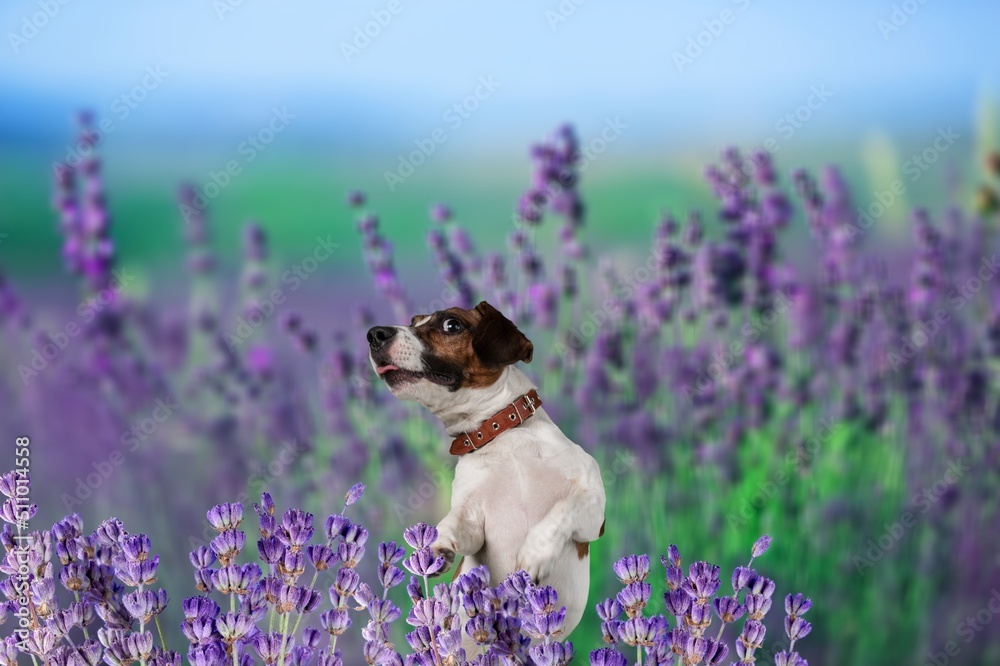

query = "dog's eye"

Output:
[[442, 318, 462, 334]]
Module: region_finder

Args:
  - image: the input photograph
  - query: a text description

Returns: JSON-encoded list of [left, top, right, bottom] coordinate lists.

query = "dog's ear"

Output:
[[472, 301, 533, 368]]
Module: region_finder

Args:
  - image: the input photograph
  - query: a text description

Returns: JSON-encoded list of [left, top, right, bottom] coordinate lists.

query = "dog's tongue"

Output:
[[376, 364, 400, 375]]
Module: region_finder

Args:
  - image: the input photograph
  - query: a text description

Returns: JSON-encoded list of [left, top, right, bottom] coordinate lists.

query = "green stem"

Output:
[[230, 594, 239, 666], [154, 616, 167, 651], [277, 611, 291, 666], [287, 571, 320, 641], [138, 583, 147, 666], [422, 575, 442, 666]]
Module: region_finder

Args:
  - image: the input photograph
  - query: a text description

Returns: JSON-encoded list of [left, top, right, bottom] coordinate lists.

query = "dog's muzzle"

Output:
[[367, 326, 397, 351]]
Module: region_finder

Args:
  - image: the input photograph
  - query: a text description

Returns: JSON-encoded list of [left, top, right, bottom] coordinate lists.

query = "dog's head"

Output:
[[366, 301, 533, 402]]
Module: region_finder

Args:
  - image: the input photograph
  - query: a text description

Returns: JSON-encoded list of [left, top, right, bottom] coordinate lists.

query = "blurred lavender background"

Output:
[[2, 1, 1000, 664]]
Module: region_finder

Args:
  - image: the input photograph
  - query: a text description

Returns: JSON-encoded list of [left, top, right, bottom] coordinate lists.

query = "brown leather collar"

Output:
[[449, 389, 542, 456]]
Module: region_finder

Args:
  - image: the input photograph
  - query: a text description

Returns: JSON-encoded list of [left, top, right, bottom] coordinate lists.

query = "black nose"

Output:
[[367, 326, 397, 351]]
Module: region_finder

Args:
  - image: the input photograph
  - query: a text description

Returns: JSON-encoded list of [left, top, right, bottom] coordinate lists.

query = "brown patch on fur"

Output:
[[451, 556, 466, 582], [408, 302, 533, 390], [599, 519, 605, 538], [575, 541, 590, 559]]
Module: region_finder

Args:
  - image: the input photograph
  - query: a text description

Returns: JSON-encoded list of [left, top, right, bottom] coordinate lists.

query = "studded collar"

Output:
[[449, 389, 542, 456]]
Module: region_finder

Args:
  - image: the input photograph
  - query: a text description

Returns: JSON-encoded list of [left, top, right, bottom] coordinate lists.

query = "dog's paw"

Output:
[[429, 536, 457, 578], [515, 530, 562, 584]]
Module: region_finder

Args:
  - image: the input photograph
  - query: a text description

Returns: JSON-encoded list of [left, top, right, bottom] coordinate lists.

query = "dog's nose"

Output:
[[367, 326, 397, 351]]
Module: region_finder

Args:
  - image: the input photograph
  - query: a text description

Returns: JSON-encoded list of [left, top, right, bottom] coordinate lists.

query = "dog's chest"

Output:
[[452, 428, 574, 522]]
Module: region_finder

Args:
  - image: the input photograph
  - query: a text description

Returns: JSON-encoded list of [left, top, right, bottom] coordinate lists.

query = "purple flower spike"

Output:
[[317, 649, 343, 666], [600, 620, 622, 644], [746, 593, 773, 620], [713, 596, 747, 623], [785, 616, 812, 641], [320, 608, 351, 636], [739, 619, 767, 651], [402, 549, 444, 578], [344, 483, 365, 507], [189, 546, 217, 570], [122, 589, 168, 623], [194, 568, 216, 593], [785, 593, 813, 617], [405, 577, 424, 603], [332, 567, 361, 598], [595, 598, 622, 622], [279, 549, 307, 580], [406, 599, 449, 628], [114, 555, 159, 587], [306, 544, 336, 571], [0, 473, 16, 499], [775, 651, 808, 666], [59, 563, 89, 592], [465, 615, 497, 646], [429, 204, 452, 224], [664, 588, 692, 617], [216, 612, 255, 643], [207, 503, 244, 532], [378, 563, 405, 591], [337, 541, 365, 568], [682, 635, 709, 664], [189, 642, 225, 666], [296, 587, 322, 613], [278, 510, 315, 549], [748, 574, 776, 599], [210, 530, 245, 566], [182, 596, 220, 620], [615, 581, 651, 619], [342, 522, 369, 547], [325, 515, 350, 542], [731, 566, 754, 593], [94, 518, 125, 546], [665, 564, 684, 591], [528, 641, 574, 666], [346, 191, 366, 208], [402, 524, 438, 550], [619, 616, 658, 648], [255, 493, 275, 518], [253, 632, 289, 664], [435, 629, 465, 663], [687, 603, 712, 633], [258, 513, 277, 539], [751, 535, 772, 558], [589, 647, 628, 666], [378, 541, 406, 565], [258, 537, 285, 565], [119, 534, 152, 562], [612, 554, 650, 584], [704, 638, 729, 665], [275, 584, 303, 614]]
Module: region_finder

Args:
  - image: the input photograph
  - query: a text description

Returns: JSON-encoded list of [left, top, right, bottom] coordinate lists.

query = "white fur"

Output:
[[379, 326, 425, 373], [372, 349, 606, 638], [412, 315, 432, 328]]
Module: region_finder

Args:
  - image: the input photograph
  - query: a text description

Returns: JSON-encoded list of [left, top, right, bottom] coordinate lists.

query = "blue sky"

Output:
[[0, 0, 996, 152]]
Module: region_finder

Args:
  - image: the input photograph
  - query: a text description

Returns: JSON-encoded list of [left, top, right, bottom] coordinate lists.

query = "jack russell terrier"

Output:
[[367, 301, 606, 636]]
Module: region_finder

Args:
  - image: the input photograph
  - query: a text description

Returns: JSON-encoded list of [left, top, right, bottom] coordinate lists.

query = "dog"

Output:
[[367, 301, 606, 636]]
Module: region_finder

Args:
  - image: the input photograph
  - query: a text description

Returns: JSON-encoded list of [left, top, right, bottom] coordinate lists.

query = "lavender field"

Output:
[[2, 111, 999, 665], [3, 1, 1000, 665]]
